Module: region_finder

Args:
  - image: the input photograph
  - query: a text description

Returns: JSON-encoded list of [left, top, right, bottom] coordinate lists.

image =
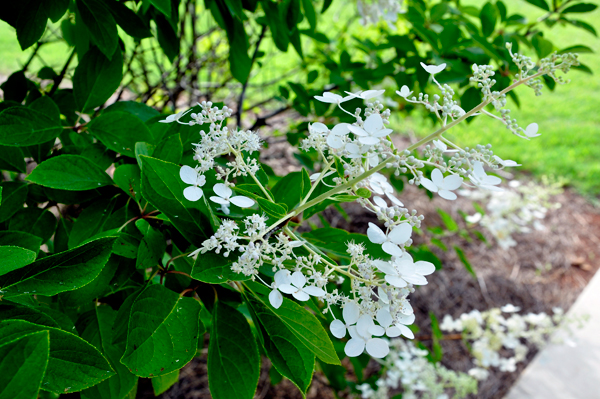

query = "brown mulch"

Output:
[[143, 134, 600, 399]]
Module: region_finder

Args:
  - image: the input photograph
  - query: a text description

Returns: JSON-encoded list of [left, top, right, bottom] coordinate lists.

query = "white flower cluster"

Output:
[[440, 305, 566, 378], [463, 179, 562, 250], [167, 48, 578, 364], [358, 340, 478, 399]]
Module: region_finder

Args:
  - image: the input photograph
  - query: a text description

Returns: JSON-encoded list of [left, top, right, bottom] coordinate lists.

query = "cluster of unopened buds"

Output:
[[159, 48, 578, 360]]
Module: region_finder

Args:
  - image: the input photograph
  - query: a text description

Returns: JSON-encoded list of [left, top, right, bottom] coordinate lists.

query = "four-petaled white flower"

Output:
[[432, 139, 458, 153], [330, 302, 360, 339], [367, 222, 412, 257], [369, 308, 402, 338], [368, 173, 404, 206], [209, 183, 255, 214], [345, 315, 390, 358], [374, 253, 436, 287], [493, 155, 521, 167], [344, 89, 385, 100], [269, 270, 291, 309], [420, 169, 463, 200], [326, 123, 351, 149], [278, 271, 325, 301], [348, 114, 392, 145], [524, 123, 540, 138], [159, 109, 189, 123], [469, 161, 502, 191], [396, 85, 413, 98], [314, 92, 352, 104], [420, 62, 447, 75], [180, 165, 206, 201]]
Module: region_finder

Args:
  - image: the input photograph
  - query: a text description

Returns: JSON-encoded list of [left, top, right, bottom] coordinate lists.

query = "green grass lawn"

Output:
[[403, 0, 600, 197]]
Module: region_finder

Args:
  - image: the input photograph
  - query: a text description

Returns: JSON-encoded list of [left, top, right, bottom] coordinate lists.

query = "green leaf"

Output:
[[27, 155, 113, 191], [224, 0, 245, 19], [121, 284, 202, 377], [271, 170, 310, 211], [0, 106, 62, 146], [356, 188, 371, 198], [532, 33, 554, 58], [245, 282, 340, 365], [151, 370, 179, 395], [134, 219, 166, 269], [0, 231, 42, 255], [0, 303, 62, 328], [256, 197, 288, 218], [8, 208, 57, 243], [262, 0, 289, 52], [0, 145, 26, 172], [0, 246, 37, 276], [113, 164, 141, 200], [436, 208, 459, 232], [88, 112, 154, 157], [246, 295, 314, 394], [0, 319, 115, 393], [0, 182, 27, 223], [191, 251, 251, 283], [454, 245, 476, 278], [15, 0, 47, 50], [0, 237, 115, 298], [479, 2, 497, 37], [0, 330, 50, 399], [69, 198, 116, 248], [208, 302, 260, 399], [104, 0, 152, 38], [149, 0, 171, 18], [79, 305, 137, 399], [104, 101, 159, 122], [73, 47, 123, 112], [523, 0, 549, 11], [301, 0, 316, 30], [42, 0, 69, 23], [565, 19, 597, 37], [558, 45, 594, 54], [428, 312, 443, 362], [139, 156, 215, 244], [562, 3, 597, 13], [154, 133, 183, 164], [76, 0, 118, 58]]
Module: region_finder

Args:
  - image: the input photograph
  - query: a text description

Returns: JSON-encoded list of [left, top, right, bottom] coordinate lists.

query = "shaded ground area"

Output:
[[147, 137, 600, 399]]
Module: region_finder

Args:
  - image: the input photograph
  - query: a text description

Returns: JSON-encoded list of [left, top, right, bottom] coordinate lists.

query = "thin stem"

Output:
[[298, 159, 334, 207]]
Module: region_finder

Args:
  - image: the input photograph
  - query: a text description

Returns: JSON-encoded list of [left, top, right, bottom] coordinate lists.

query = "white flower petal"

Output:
[[431, 169, 445, 187], [274, 270, 291, 286], [382, 242, 404, 257], [302, 286, 326, 297], [343, 302, 360, 325], [327, 134, 345, 149], [438, 190, 458, 200], [348, 325, 359, 339], [397, 323, 415, 339], [290, 271, 306, 288], [269, 290, 283, 309], [230, 196, 255, 208], [310, 122, 329, 133], [420, 178, 439, 193], [180, 165, 198, 185], [210, 196, 229, 205], [278, 284, 297, 294], [420, 62, 446, 75], [396, 313, 416, 325], [366, 338, 389, 358], [414, 261, 436, 275], [369, 325, 385, 336], [442, 175, 463, 190], [367, 223, 387, 244], [364, 113, 384, 132], [402, 274, 428, 285], [387, 193, 404, 206], [388, 223, 412, 245], [372, 128, 393, 138], [358, 136, 380, 145], [373, 196, 387, 208], [213, 183, 232, 199], [183, 186, 203, 201], [330, 319, 347, 339], [345, 338, 366, 357], [397, 85, 413, 98], [356, 315, 374, 338], [376, 308, 393, 328], [331, 123, 350, 136], [525, 123, 539, 137], [292, 290, 310, 301], [385, 275, 408, 288], [386, 326, 402, 337], [348, 125, 368, 136]]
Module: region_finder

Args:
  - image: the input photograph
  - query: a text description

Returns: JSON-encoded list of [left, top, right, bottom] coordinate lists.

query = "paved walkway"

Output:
[[505, 270, 600, 399]]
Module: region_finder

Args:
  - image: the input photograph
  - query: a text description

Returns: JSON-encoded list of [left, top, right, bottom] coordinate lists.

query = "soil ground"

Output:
[[142, 135, 600, 399]]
